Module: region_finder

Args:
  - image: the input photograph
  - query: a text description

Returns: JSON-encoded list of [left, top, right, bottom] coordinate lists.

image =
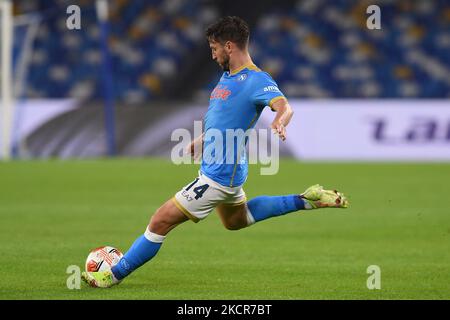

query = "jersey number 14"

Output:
[[185, 178, 209, 200]]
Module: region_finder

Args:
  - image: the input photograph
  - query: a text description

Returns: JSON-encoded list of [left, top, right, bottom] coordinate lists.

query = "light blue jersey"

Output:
[[200, 64, 285, 187]]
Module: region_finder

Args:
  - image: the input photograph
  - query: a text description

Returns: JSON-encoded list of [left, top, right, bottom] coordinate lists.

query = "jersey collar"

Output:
[[229, 63, 259, 75]]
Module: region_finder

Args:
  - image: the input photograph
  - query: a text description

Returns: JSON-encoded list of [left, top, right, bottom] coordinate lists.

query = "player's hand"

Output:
[[271, 122, 286, 141], [185, 141, 195, 157], [185, 139, 202, 160]]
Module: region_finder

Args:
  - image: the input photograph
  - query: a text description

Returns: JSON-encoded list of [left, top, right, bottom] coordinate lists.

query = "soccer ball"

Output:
[[85, 246, 123, 272]]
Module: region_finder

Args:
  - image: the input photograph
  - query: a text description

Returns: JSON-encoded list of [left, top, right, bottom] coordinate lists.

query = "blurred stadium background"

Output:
[[1, 0, 450, 300], [1, 0, 449, 160]]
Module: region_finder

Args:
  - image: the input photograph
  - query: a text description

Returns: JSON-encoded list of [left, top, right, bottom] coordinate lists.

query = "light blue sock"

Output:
[[246, 195, 309, 224], [111, 229, 165, 280]]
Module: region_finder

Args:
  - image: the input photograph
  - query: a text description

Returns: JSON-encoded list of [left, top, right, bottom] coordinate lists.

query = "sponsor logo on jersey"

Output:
[[263, 86, 280, 92], [210, 85, 232, 101]]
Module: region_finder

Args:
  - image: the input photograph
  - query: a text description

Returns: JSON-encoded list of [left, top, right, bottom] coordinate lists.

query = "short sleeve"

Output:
[[250, 72, 286, 111]]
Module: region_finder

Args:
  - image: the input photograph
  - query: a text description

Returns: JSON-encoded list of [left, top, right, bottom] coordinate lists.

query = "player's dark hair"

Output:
[[205, 16, 250, 49]]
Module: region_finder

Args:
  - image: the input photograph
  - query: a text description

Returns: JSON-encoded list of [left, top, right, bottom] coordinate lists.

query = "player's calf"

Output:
[[149, 200, 189, 235], [241, 184, 349, 226]]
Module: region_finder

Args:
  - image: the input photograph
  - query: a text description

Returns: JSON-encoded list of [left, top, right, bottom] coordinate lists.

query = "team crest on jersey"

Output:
[[237, 74, 247, 81]]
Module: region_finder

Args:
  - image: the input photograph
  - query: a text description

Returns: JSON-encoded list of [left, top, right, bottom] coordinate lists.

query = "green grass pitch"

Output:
[[0, 158, 449, 299]]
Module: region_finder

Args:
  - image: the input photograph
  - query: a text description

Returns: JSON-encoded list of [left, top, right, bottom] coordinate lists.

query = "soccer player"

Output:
[[82, 16, 349, 288]]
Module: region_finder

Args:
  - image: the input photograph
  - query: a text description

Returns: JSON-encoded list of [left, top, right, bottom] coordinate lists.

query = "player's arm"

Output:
[[186, 132, 204, 159], [270, 97, 293, 141]]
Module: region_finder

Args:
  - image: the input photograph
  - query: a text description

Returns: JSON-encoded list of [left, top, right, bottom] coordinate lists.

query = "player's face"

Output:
[[209, 40, 230, 72]]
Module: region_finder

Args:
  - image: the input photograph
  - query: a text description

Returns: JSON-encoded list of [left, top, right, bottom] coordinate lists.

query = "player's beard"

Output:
[[220, 55, 230, 72]]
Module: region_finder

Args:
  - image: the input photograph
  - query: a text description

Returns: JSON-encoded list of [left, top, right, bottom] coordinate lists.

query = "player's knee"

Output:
[[224, 224, 243, 231], [223, 220, 246, 231]]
